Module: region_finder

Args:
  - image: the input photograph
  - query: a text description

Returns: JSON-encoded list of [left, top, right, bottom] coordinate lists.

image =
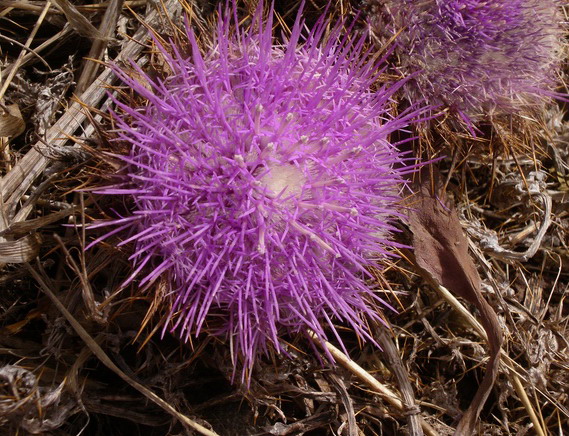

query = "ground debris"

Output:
[[0, 0, 567, 435], [0, 364, 81, 434]]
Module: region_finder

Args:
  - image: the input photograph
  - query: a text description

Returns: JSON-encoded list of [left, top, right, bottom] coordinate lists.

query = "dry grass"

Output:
[[0, 1, 567, 435]]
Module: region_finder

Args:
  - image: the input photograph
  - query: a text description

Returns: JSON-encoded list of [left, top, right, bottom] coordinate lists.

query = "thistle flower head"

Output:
[[99, 4, 424, 381], [369, 0, 565, 122]]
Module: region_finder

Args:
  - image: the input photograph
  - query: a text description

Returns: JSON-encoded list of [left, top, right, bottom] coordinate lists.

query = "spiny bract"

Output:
[[99, 4, 425, 380], [369, 0, 565, 123]]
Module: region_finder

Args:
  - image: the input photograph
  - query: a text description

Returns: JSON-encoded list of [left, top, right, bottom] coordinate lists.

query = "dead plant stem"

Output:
[[306, 329, 439, 436]]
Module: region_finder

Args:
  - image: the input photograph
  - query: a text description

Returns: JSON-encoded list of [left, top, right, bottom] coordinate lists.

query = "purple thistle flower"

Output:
[[98, 4, 426, 381], [369, 0, 565, 123]]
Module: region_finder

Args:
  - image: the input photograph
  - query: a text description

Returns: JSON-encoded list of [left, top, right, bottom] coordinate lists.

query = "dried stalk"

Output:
[[0, 0, 180, 225], [25, 261, 220, 436], [307, 329, 439, 436]]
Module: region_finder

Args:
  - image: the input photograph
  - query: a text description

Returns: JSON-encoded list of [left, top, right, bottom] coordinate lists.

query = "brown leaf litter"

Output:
[[0, 0, 567, 435]]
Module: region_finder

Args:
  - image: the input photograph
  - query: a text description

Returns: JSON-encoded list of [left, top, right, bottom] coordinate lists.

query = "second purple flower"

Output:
[[369, 0, 565, 124]]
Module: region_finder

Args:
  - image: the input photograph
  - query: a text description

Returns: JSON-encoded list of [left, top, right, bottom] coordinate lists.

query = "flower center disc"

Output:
[[259, 164, 306, 199]]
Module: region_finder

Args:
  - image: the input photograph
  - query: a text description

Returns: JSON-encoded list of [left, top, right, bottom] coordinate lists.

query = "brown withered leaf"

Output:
[[0, 103, 25, 138], [406, 168, 503, 436]]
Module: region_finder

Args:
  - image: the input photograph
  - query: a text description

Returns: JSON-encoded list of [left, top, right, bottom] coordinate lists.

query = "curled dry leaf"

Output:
[[406, 168, 503, 436], [0, 234, 41, 263], [0, 103, 25, 138]]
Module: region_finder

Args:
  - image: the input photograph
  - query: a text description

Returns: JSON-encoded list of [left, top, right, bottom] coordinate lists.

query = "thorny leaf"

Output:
[[0, 103, 25, 139], [407, 168, 503, 436]]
